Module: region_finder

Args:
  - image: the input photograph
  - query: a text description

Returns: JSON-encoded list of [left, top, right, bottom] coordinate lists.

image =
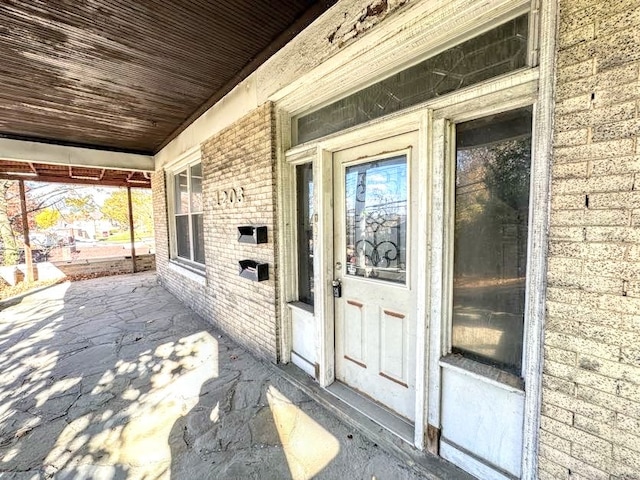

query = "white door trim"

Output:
[[270, 0, 531, 116], [521, 0, 556, 477]]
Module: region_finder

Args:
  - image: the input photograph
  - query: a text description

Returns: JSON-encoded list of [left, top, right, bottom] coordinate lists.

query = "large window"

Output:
[[172, 161, 205, 267], [296, 14, 529, 144], [452, 107, 532, 375], [296, 163, 314, 305]]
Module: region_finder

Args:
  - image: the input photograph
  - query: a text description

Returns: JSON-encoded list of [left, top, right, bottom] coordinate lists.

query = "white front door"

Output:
[[333, 132, 418, 421]]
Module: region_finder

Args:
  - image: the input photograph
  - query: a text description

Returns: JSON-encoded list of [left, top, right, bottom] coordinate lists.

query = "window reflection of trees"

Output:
[[455, 137, 531, 283], [453, 125, 532, 375], [345, 157, 407, 284]]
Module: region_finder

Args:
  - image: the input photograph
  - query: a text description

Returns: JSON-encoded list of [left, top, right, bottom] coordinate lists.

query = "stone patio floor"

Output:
[[0, 272, 427, 480]]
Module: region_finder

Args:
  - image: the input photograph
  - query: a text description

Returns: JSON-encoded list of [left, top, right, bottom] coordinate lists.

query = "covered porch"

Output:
[[0, 272, 465, 479]]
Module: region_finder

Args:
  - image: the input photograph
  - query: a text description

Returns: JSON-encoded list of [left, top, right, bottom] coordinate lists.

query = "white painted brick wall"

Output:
[[542, 1, 640, 478], [152, 103, 279, 362]]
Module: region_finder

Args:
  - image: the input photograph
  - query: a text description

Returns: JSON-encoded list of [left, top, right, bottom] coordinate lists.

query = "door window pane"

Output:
[[345, 156, 407, 284], [452, 107, 532, 374], [296, 14, 528, 144], [296, 163, 314, 305]]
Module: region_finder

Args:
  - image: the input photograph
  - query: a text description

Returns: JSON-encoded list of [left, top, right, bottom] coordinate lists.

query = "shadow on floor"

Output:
[[0, 273, 422, 480]]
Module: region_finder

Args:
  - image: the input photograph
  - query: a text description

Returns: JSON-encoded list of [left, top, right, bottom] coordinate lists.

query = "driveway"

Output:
[[0, 272, 425, 479]]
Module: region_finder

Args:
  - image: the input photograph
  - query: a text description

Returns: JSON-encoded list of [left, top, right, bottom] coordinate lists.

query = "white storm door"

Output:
[[333, 132, 418, 421]]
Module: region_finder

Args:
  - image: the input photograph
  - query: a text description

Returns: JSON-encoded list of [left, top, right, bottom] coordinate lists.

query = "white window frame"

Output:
[[166, 147, 205, 273], [439, 102, 537, 378]]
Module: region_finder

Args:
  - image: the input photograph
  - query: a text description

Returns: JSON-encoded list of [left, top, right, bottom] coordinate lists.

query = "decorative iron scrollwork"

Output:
[[347, 159, 406, 282]]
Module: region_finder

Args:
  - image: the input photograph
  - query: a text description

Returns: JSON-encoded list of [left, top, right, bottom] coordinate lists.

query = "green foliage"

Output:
[[454, 138, 531, 278], [0, 180, 18, 265], [34, 208, 61, 230], [485, 138, 531, 212], [101, 189, 153, 233]]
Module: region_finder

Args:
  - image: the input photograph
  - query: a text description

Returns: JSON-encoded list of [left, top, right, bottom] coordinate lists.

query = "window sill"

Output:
[[168, 260, 206, 286], [440, 354, 524, 394], [288, 301, 314, 314]]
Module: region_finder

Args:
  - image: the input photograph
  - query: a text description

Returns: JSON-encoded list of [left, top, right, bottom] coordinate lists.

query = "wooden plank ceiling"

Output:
[[0, 0, 334, 155]]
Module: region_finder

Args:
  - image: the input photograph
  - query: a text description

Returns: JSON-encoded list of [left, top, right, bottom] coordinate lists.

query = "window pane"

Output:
[[296, 163, 314, 305], [452, 107, 532, 374], [192, 213, 205, 264], [345, 156, 407, 284], [190, 163, 203, 213], [174, 170, 189, 214], [297, 14, 528, 144], [175, 215, 191, 259]]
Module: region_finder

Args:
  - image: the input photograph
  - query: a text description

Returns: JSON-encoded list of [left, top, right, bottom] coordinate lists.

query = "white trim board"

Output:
[[271, 0, 531, 115], [520, 0, 556, 477], [441, 440, 517, 480], [0, 138, 153, 171]]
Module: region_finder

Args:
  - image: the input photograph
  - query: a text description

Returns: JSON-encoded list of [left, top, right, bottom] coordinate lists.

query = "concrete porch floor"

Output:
[[0, 272, 448, 480]]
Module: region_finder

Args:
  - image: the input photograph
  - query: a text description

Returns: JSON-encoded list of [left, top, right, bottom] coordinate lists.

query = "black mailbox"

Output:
[[238, 260, 269, 282], [238, 226, 268, 244]]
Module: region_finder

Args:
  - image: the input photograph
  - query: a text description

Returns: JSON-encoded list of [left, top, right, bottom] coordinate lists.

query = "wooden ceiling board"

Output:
[[0, 0, 333, 154]]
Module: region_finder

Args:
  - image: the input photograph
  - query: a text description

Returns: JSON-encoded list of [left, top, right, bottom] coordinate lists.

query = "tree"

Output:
[[101, 189, 153, 234], [0, 181, 85, 265], [35, 208, 61, 230], [485, 138, 531, 212], [0, 180, 18, 265], [64, 195, 98, 222]]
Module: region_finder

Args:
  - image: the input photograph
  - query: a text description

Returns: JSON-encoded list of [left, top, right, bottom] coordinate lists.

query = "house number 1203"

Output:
[[214, 187, 244, 206]]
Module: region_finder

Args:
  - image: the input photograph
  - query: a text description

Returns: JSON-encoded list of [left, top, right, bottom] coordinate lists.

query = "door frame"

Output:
[[314, 111, 431, 449], [275, 1, 554, 476], [278, 67, 550, 458]]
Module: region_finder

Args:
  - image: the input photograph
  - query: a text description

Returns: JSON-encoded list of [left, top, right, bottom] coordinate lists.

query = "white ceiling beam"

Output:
[[0, 138, 154, 172]]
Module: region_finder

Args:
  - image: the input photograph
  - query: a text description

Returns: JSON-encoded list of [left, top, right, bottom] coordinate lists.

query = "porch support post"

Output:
[[127, 186, 137, 273], [18, 180, 34, 282]]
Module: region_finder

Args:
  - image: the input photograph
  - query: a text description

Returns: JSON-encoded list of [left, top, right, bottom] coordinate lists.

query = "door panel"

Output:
[[344, 300, 365, 365], [380, 308, 407, 383], [333, 132, 418, 421]]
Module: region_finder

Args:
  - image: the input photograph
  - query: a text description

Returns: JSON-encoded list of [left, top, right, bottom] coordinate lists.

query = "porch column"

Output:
[[127, 186, 137, 273], [18, 180, 34, 282]]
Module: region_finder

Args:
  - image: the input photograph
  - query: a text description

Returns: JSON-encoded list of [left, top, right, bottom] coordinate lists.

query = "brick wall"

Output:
[[152, 103, 279, 362], [200, 102, 279, 362], [54, 254, 155, 277], [541, 1, 640, 479]]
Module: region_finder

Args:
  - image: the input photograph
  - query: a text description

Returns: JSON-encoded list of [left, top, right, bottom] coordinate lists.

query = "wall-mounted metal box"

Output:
[[238, 225, 268, 244], [238, 260, 269, 282]]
